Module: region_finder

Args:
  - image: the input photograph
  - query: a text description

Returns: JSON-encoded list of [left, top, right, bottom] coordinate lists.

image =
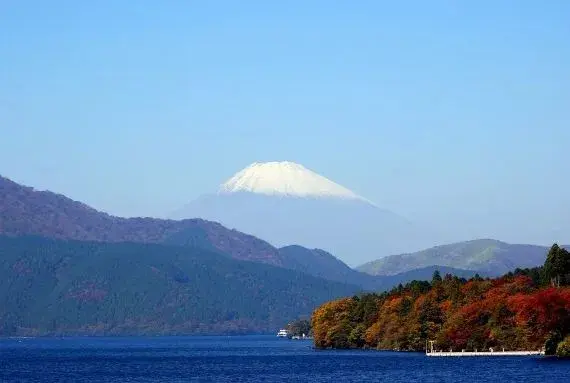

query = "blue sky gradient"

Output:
[[1, 1, 569, 245]]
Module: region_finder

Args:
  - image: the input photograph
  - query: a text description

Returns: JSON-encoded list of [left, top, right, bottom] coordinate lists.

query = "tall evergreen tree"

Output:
[[432, 270, 442, 285], [542, 244, 570, 287], [558, 247, 570, 285]]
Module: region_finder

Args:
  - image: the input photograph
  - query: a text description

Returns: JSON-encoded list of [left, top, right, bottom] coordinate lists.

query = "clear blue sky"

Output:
[[1, 1, 569, 245]]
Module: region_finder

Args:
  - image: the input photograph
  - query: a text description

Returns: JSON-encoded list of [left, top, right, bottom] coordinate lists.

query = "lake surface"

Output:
[[1, 335, 569, 382]]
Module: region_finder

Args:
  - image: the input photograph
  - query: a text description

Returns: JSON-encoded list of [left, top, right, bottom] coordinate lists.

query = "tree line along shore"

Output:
[[311, 244, 570, 357]]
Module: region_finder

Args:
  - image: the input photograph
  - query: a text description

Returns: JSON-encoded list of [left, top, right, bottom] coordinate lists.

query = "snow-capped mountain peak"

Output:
[[218, 161, 371, 202]]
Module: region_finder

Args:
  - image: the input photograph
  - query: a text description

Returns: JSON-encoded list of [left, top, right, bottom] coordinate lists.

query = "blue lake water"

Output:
[[1, 335, 569, 382]]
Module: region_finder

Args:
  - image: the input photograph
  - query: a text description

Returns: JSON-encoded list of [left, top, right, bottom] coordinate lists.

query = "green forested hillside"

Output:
[[0, 175, 286, 266], [357, 239, 550, 276], [278, 245, 481, 290], [0, 236, 360, 336]]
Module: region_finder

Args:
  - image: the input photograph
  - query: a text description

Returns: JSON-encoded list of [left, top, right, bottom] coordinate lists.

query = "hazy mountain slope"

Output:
[[278, 245, 383, 290], [0, 235, 361, 336], [171, 161, 441, 266], [357, 239, 550, 277], [277, 245, 482, 291], [0, 175, 285, 267], [279, 245, 358, 280], [173, 192, 437, 267]]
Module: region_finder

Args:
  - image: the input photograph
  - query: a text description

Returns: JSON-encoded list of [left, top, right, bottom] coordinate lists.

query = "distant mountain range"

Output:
[[0, 174, 557, 335], [171, 161, 440, 266], [0, 174, 481, 291], [357, 239, 568, 277], [277, 245, 480, 290]]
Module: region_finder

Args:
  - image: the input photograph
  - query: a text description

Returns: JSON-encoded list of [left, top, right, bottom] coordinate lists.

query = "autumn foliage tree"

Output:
[[312, 244, 570, 354]]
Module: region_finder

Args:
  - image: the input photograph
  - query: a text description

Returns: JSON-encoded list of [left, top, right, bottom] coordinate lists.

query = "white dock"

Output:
[[426, 350, 544, 357], [425, 341, 545, 357]]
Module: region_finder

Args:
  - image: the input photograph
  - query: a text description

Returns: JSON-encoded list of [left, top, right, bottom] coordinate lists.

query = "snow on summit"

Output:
[[219, 161, 370, 202]]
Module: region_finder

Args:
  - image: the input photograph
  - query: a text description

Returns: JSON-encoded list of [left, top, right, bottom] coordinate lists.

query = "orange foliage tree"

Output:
[[312, 251, 570, 353]]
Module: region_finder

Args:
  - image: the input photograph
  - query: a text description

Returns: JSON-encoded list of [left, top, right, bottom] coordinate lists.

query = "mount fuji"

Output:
[[171, 161, 437, 265]]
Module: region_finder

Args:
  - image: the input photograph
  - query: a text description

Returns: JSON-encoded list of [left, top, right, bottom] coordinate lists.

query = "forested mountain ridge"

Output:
[[313, 244, 570, 356], [357, 239, 556, 277], [0, 235, 361, 336], [0, 175, 288, 266], [2, 174, 559, 305], [277, 245, 482, 290], [0, 175, 483, 291]]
